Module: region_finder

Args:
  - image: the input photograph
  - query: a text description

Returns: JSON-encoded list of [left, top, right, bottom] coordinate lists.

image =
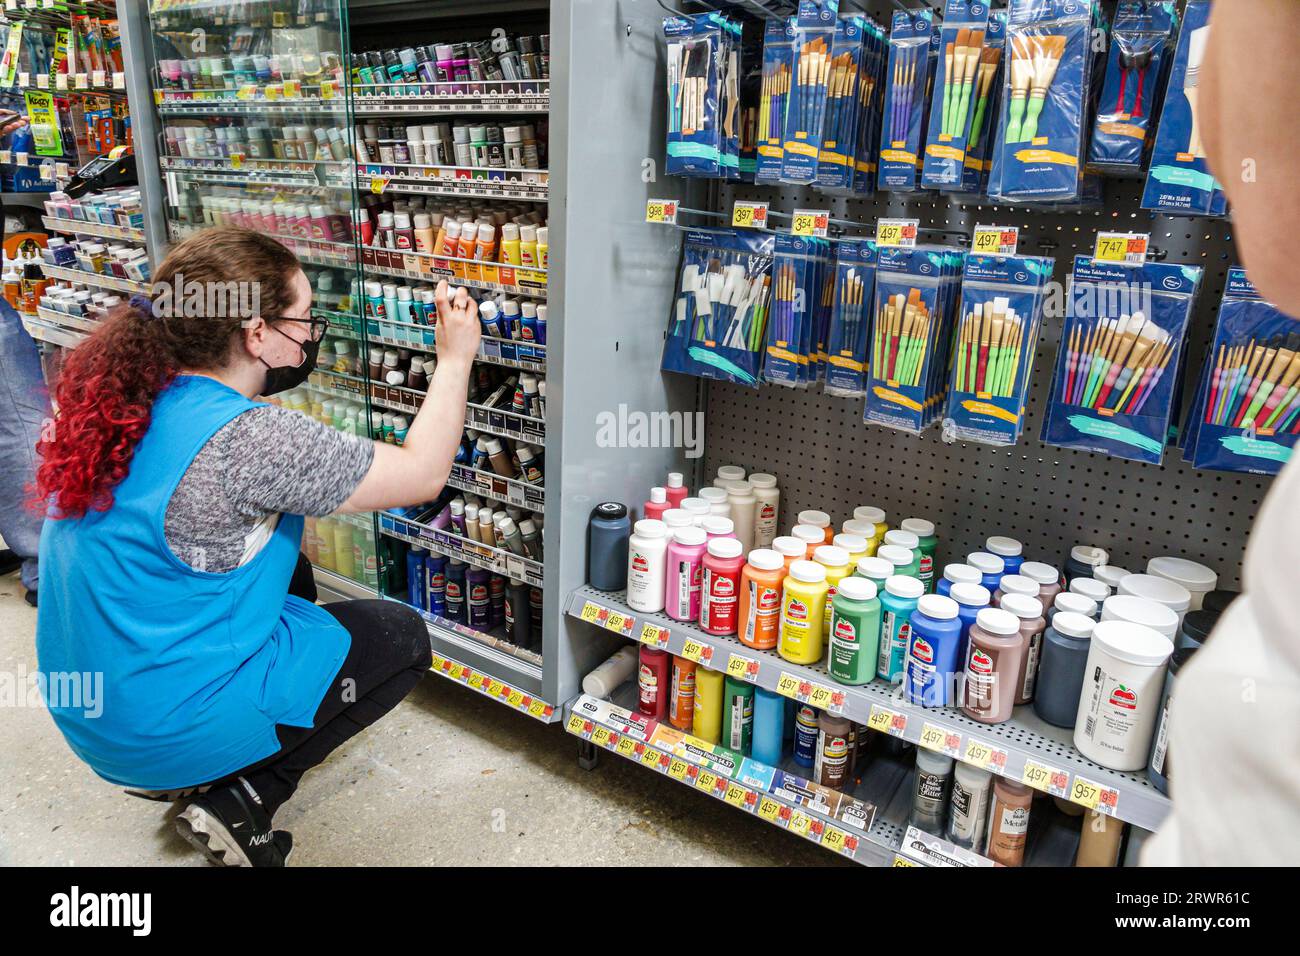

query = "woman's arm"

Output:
[[339, 281, 480, 513]]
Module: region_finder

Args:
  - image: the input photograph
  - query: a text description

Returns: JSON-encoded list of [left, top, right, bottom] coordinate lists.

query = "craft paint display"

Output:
[[936, 563, 981, 598], [1148, 645, 1197, 795], [986, 778, 1032, 867], [967, 551, 1005, 591], [1118, 573, 1191, 630], [738, 548, 786, 651], [626, 519, 669, 613], [1074, 620, 1173, 772], [947, 762, 993, 853], [692, 666, 725, 744], [985, 536, 1023, 575], [748, 473, 781, 547], [878, 574, 924, 682], [638, 646, 671, 721], [1101, 594, 1178, 642], [664, 526, 708, 622], [779, 560, 829, 665], [722, 676, 754, 755], [1001, 593, 1046, 705], [899, 518, 937, 589], [1064, 545, 1108, 585], [586, 502, 630, 591], [815, 712, 853, 790], [582, 646, 638, 698], [700, 538, 745, 636], [962, 606, 1024, 724], [828, 577, 882, 685], [904, 594, 962, 707], [669, 655, 697, 732], [911, 748, 954, 836], [752, 687, 785, 767], [949, 582, 991, 661], [813, 545, 853, 638], [1146, 557, 1217, 612], [793, 704, 819, 767]]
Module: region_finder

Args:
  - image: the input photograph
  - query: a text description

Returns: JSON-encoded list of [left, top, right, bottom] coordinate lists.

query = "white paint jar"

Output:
[[1073, 620, 1173, 771]]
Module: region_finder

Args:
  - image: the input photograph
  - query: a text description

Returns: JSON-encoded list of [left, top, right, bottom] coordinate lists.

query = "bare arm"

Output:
[[339, 281, 480, 512]]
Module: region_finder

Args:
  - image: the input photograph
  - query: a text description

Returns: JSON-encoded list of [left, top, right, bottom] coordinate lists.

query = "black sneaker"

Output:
[[175, 780, 293, 867], [0, 549, 20, 576]]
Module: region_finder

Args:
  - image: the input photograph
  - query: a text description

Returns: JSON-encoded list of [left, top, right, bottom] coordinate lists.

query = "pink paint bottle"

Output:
[[700, 537, 745, 636], [644, 487, 669, 521], [665, 472, 688, 508], [664, 526, 708, 623]]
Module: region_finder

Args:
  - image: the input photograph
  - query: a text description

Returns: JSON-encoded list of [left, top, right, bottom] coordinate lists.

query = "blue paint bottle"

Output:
[[792, 704, 819, 767], [424, 553, 447, 615], [949, 582, 991, 662], [752, 687, 785, 767], [904, 594, 963, 707], [444, 558, 467, 623], [407, 545, 427, 610], [967, 551, 1006, 593]]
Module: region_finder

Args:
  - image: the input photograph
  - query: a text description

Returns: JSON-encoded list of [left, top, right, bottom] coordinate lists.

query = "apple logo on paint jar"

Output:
[[911, 636, 934, 664], [758, 587, 781, 611], [834, 618, 858, 643], [632, 554, 649, 573], [1109, 684, 1138, 710], [714, 577, 735, 596], [969, 648, 993, 675], [787, 598, 809, 622]]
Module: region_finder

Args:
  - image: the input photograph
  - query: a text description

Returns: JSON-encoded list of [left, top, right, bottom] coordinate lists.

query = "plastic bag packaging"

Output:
[[738, 20, 764, 182], [1088, 1, 1176, 176], [1040, 256, 1203, 465], [955, 11, 1006, 196], [921, 0, 993, 191], [849, 18, 888, 196], [878, 8, 936, 194], [779, 0, 841, 186], [944, 252, 1055, 446], [1140, 0, 1226, 217], [756, 17, 796, 184], [662, 228, 774, 388], [824, 239, 879, 398], [1182, 268, 1300, 476], [664, 14, 729, 179], [814, 13, 866, 192], [764, 233, 829, 389]]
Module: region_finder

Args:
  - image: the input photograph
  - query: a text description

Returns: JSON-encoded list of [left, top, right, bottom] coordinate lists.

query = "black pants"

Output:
[[200, 555, 431, 818]]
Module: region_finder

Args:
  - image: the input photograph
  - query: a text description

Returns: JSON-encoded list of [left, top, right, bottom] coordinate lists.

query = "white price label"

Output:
[[17, 72, 28, 87], [36, 73, 48, 89], [55, 74, 67, 91], [75, 74, 89, 90], [0, 150, 9, 165], [112, 72, 126, 90], [92, 70, 106, 87]]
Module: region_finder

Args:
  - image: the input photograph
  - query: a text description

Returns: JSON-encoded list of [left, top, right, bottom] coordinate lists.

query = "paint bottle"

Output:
[[738, 548, 786, 651], [500, 222, 522, 264], [833, 534, 868, 567], [711, 465, 744, 487], [681, 498, 710, 527], [792, 704, 819, 767], [1002, 593, 1047, 705], [1117, 574, 1192, 631], [1177, 609, 1217, 651], [698, 486, 731, 517], [692, 666, 724, 744], [967, 551, 1006, 592], [986, 778, 1033, 867], [1020, 561, 1063, 608], [1076, 810, 1125, 867], [911, 748, 954, 836], [1147, 645, 1197, 795], [791, 524, 826, 557], [638, 646, 670, 721], [1146, 556, 1217, 612], [505, 578, 531, 647], [444, 559, 467, 623], [664, 526, 708, 623], [625, 519, 669, 613], [424, 553, 446, 615], [1069, 576, 1109, 612], [962, 607, 1024, 724], [947, 762, 993, 852], [723, 480, 757, 553], [669, 655, 696, 732], [1074, 620, 1173, 771], [992, 575, 1037, 607], [854, 506, 888, 549], [1093, 564, 1129, 594], [662, 509, 692, 531], [406, 545, 427, 610], [586, 502, 629, 591], [748, 473, 780, 548], [700, 516, 734, 540], [985, 536, 1024, 576], [947, 581, 990, 663], [828, 576, 881, 686], [536, 227, 548, 270], [855, 556, 893, 591], [877, 544, 919, 580], [904, 594, 962, 707], [813, 545, 852, 639], [779, 560, 828, 665], [722, 676, 754, 755], [1064, 545, 1108, 585], [582, 645, 637, 697], [815, 712, 853, 790], [900, 519, 938, 590], [1033, 611, 1096, 728], [1101, 594, 1178, 643], [751, 687, 785, 766], [798, 509, 834, 543], [1049, 591, 1097, 625], [466, 566, 491, 629], [643, 487, 669, 521], [773, 536, 806, 571], [700, 538, 745, 636], [878, 575, 925, 683]]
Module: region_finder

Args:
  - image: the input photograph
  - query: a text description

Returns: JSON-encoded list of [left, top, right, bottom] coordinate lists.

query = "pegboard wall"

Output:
[[697, 3, 1268, 588]]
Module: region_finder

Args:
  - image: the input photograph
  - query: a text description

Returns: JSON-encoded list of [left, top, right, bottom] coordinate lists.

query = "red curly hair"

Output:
[[35, 227, 301, 518]]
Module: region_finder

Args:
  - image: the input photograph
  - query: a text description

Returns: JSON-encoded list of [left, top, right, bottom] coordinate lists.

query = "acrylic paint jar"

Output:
[[1101, 594, 1178, 642], [1076, 810, 1125, 867], [625, 519, 668, 613], [949, 581, 991, 662], [854, 506, 888, 546], [722, 676, 754, 755], [1201, 590, 1239, 615], [698, 486, 730, 518], [947, 761, 993, 853], [466, 566, 491, 629], [986, 778, 1033, 867], [1143, 557, 1214, 609], [993, 574, 1039, 607], [738, 548, 786, 651], [664, 526, 708, 622], [828, 576, 881, 686], [798, 509, 833, 543], [815, 712, 853, 790], [1148, 645, 1198, 795], [680, 497, 710, 526], [936, 563, 981, 598], [1064, 545, 1108, 585], [985, 536, 1024, 576], [877, 544, 919, 580], [751, 687, 785, 766], [1092, 564, 1129, 594], [813, 545, 852, 639], [581, 645, 637, 697], [700, 537, 745, 636], [967, 551, 1006, 592], [714, 464, 746, 487], [911, 747, 954, 836], [692, 666, 724, 744], [637, 645, 670, 721], [664, 472, 688, 508], [701, 515, 735, 541], [904, 594, 962, 707], [1118, 573, 1192, 631], [1019, 561, 1062, 607], [877, 574, 924, 682], [668, 655, 696, 732], [1002, 593, 1046, 705], [1073, 620, 1173, 772], [900, 518, 938, 590], [792, 703, 818, 767], [724, 480, 757, 553], [1069, 576, 1109, 610], [1177, 609, 1217, 651], [748, 473, 780, 548], [962, 607, 1024, 724], [832, 533, 869, 567], [586, 502, 629, 591], [772, 536, 807, 571], [855, 556, 893, 591], [841, 519, 879, 553], [791, 524, 825, 557], [779, 560, 828, 665]]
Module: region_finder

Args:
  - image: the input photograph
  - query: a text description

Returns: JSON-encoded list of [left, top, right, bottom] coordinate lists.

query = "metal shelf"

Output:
[[38, 265, 150, 296], [566, 586, 1172, 833], [362, 163, 548, 202], [42, 216, 146, 243], [430, 648, 555, 722], [159, 155, 349, 189], [35, 306, 100, 334], [447, 463, 544, 512], [385, 593, 543, 668], [367, 324, 547, 373], [21, 316, 85, 349], [379, 512, 543, 588], [351, 85, 549, 116]]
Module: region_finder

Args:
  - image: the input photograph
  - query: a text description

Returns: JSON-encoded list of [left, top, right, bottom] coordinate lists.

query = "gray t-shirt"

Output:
[[164, 405, 375, 573]]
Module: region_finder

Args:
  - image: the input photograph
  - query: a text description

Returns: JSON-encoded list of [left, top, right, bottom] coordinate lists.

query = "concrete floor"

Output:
[[0, 568, 845, 867]]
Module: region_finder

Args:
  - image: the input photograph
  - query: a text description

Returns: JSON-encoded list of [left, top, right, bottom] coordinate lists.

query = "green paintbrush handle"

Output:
[[1020, 93, 1047, 143], [1005, 92, 1027, 144]]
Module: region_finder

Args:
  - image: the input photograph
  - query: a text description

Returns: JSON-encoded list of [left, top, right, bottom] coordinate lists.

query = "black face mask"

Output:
[[260, 333, 319, 396]]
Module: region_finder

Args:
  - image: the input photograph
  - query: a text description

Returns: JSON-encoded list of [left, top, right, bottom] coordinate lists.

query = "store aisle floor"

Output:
[[0, 572, 844, 867]]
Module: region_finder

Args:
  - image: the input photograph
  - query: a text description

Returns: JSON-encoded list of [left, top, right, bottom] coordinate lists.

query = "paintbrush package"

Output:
[[988, 0, 1095, 204], [1141, 0, 1226, 217], [878, 8, 936, 194], [763, 233, 830, 389], [824, 239, 879, 398], [662, 228, 775, 389], [664, 14, 727, 179], [738, 22, 764, 182], [944, 252, 1055, 446], [1183, 269, 1300, 476], [1041, 256, 1202, 465], [955, 11, 1006, 195], [1088, 1, 1176, 176], [756, 17, 797, 184], [779, 0, 841, 186], [864, 245, 964, 433], [814, 14, 866, 192], [849, 17, 889, 196], [921, 0, 993, 191]]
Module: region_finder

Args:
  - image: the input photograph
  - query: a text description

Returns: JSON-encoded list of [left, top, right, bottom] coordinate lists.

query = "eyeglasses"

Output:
[[267, 316, 330, 342]]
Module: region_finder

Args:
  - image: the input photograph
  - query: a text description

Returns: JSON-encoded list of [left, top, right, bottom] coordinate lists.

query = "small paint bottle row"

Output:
[[43, 187, 145, 232], [163, 123, 352, 163], [361, 278, 547, 346], [355, 121, 544, 171], [349, 35, 549, 96], [457, 427, 545, 488], [156, 51, 346, 92], [41, 237, 151, 284]]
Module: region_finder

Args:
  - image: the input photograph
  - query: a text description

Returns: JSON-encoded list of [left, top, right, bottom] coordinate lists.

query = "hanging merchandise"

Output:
[[988, 0, 1096, 204], [763, 232, 830, 388], [1041, 255, 1202, 465], [878, 7, 936, 193], [1182, 268, 1300, 476], [778, 0, 841, 186], [958, 12, 1006, 195], [1088, 2, 1177, 176], [864, 244, 964, 434], [823, 238, 878, 398], [813, 12, 865, 192], [663, 13, 732, 179], [920, 0, 992, 191], [849, 18, 888, 196], [662, 228, 774, 388], [944, 251, 1055, 446], [756, 17, 797, 184], [1141, 1, 1226, 218], [22, 90, 63, 157]]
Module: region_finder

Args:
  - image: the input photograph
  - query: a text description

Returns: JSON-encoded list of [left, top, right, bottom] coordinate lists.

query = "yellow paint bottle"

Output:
[[692, 665, 724, 744], [814, 546, 852, 640], [779, 560, 827, 665]]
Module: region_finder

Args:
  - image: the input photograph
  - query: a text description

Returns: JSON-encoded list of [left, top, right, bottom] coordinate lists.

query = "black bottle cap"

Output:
[[591, 502, 627, 521], [1169, 644, 1198, 676], [1179, 609, 1219, 647], [1201, 589, 1239, 615]]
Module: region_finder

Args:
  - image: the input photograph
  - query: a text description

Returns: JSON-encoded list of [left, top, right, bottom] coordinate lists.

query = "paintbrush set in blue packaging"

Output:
[[813, 13, 866, 192], [662, 228, 774, 389], [878, 8, 935, 193], [779, 0, 841, 186], [987, 0, 1095, 204], [955, 10, 1006, 195], [764, 233, 831, 388], [864, 244, 964, 433], [664, 13, 742, 180], [921, 0, 993, 191], [1182, 269, 1300, 476], [824, 239, 879, 398], [944, 252, 1055, 446], [848, 17, 888, 196], [1041, 255, 1202, 465], [1088, 1, 1176, 176], [756, 18, 797, 184], [1141, 0, 1225, 217]]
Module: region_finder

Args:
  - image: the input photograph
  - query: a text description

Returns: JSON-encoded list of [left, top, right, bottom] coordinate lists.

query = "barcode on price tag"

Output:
[[732, 200, 769, 229], [971, 225, 1018, 256], [791, 209, 829, 238], [876, 218, 919, 248], [645, 199, 679, 225], [1093, 231, 1149, 265]]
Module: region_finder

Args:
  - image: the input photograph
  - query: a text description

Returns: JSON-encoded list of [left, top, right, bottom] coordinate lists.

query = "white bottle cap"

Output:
[[1070, 577, 1110, 603], [772, 536, 807, 559], [1093, 565, 1129, 590], [1019, 562, 1059, 587], [901, 518, 935, 539], [944, 563, 982, 586], [835, 576, 877, 602], [833, 534, 867, 554], [998, 574, 1040, 598], [1092, 619, 1174, 667], [856, 557, 893, 580], [788, 560, 826, 584], [792, 525, 825, 545], [949, 582, 991, 608], [748, 473, 777, 489], [1146, 556, 1218, 594], [883, 529, 919, 551], [885, 575, 925, 600], [672, 527, 707, 547], [1051, 611, 1096, 640], [681, 497, 709, 516], [701, 515, 735, 536], [662, 509, 693, 528], [854, 506, 885, 525], [977, 607, 1021, 637], [746, 548, 785, 572], [634, 519, 667, 539], [716, 465, 746, 483], [1054, 592, 1097, 618], [1000, 593, 1044, 621], [877, 545, 914, 568], [967, 551, 1005, 575], [666, 472, 684, 489], [798, 510, 831, 529], [1071, 545, 1109, 568], [707, 537, 743, 560], [698, 486, 729, 504], [841, 519, 876, 538], [1118, 574, 1191, 615], [918, 593, 959, 620], [724, 480, 753, 497], [986, 535, 1023, 557], [1101, 594, 1178, 638], [813, 546, 850, 568], [649, 487, 667, 505]]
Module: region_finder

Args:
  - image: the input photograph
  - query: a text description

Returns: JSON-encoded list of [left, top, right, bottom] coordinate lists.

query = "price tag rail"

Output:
[[429, 650, 555, 724], [566, 586, 1171, 832]]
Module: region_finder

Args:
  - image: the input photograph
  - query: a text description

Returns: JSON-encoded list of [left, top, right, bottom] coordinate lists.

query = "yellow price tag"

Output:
[[272, 11, 287, 26], [971, 225, 1018, 256], [283, 79, 301, 99], [153, 89, 163, 105], [320, 80, 337, 100], [919, 722, 947, 752], [237, 84, 258, 101], [726, 652, 757, 681], [487, 680, 504, 697], [566, 715, 585, 735], [788, 811, 812, 837], [592, 727, 612, 747], [775, 672, 802, 699], [639, 622, 668, 647], [964, 738, 993, 768], [645, 199, 678, 225], [680, 638, 713, 666], [1022, 760, 1054, 793], [724, 783, 748, 808], [791, 209, 828, 237], [1069, 775, 1101, 810], [616, 737, 637, 757], [580, 601, 602, 623], [867, 705, 895, 734], [467, 673, 484, 690], [640, 747, 661, 768], [876, 218, 919, 248], [228, 153, 245, 171], [807, 683, 836, 710], [507, 690, 524, 708], [731, 200, 769, 229], [696, 770, 718, 792], [605, 611, 627, 634], [892, 856, 919, 867], [527, 699, 547, 717], [669, 758, 689, 780], [758, 797, 782, 822], [821, 826, 847, 853], [370, 176, 389, 195], [1093, 231, 1149, 265]]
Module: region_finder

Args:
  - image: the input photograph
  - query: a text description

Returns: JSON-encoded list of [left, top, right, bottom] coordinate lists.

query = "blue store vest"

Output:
[[36, 375, 351, 790]]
